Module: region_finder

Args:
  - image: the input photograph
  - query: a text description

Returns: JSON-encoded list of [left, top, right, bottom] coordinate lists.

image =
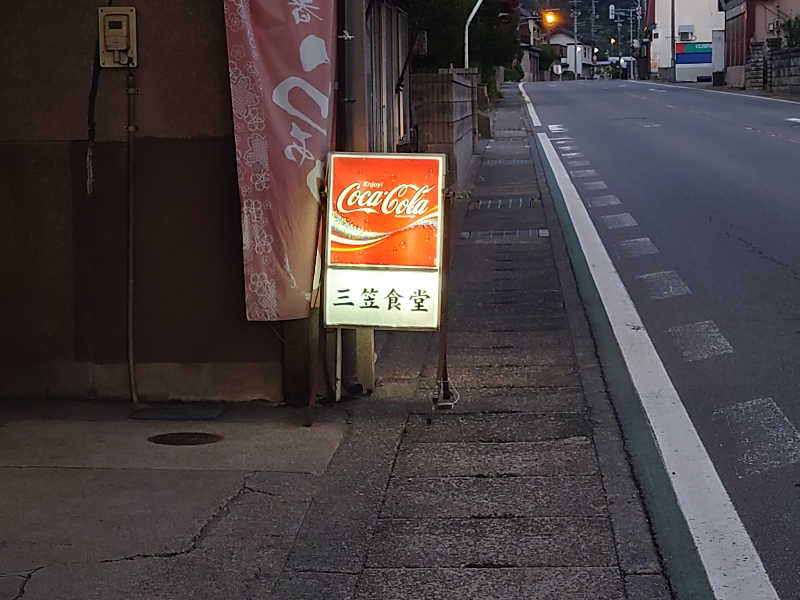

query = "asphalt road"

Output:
[[524, 80, 800, 599]]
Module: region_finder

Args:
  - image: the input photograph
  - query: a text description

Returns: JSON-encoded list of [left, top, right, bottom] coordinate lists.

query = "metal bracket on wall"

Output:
[[338, 30, 355, 41]]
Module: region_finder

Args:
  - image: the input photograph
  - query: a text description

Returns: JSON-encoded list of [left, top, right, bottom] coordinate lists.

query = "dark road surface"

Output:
[[524, 80, 800, 599]]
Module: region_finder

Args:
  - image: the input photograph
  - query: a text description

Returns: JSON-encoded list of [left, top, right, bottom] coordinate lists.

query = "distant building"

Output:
[[518, 5, 543, 81], [545, 30, 594, 79], [648, 0, 724, 81], [719, 0, 800, 88]]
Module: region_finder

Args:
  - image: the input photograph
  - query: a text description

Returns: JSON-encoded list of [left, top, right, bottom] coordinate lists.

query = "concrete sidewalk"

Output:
[[0, 85, 671, 599]]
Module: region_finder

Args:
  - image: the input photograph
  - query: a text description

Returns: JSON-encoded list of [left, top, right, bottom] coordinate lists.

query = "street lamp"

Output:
[[544, 11, 557, 25]]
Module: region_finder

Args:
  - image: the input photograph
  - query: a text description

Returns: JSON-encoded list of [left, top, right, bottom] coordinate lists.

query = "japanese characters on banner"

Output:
[[223, 0, 335, 321], [324, 154, 447, 330]]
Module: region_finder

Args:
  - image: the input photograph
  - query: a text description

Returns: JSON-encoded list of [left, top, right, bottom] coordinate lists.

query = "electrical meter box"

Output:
[[98, 7, 138, 67]]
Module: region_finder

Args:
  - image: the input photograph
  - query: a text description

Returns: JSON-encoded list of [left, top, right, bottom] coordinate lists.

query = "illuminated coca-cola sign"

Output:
[[324, 153, 446, 330]]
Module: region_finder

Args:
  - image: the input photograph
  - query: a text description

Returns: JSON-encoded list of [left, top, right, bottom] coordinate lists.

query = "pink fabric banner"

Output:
[[224, 0, 336, 321]]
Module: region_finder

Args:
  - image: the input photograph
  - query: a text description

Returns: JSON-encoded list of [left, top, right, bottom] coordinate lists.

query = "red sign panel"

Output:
[[327, 154, 445, 269]]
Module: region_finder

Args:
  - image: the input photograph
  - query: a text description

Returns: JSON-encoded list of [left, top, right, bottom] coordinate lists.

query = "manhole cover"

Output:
[[147, 432, 223, 446]]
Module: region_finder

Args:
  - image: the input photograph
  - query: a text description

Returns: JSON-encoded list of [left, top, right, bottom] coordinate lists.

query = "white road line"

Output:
[[631, 79, 800, 106], [636, 270, 692, 300], [571, 169, 599, 178], [548, 124, 567, 133], [567, 160, 591, 167], [618, 237, 659, 257], [589, 194, 622, 208], [713, 398, 800, 478], [561, 152, 584, 158], [550, 137, 574, 141], [518, 83, 542, 127], [536, 132, 779, 600], [667, 320, 734, 362], [600, 213, 638, 229], [787, 118, 800, 124], [581, 180, 608, 191]]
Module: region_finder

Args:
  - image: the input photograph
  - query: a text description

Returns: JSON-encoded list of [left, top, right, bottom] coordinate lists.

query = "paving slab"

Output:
[[449, 314, 568, 333], [271, 572, 357, 600], [436, 388, 585, 414], [0, 467, 245, 573], [367, 518, 616, 568], [448, 329, 572, 352], [0, 417, 344, 473], [392, 439, 598, 478], [355, 568, 625, 600], [625, 574, 673, 600], [427, 364, 579, 389], [405, 413, 590, 443], [285, 403, 406, 574], [0, 576, 21, 600], [382, 476, 607, 518]]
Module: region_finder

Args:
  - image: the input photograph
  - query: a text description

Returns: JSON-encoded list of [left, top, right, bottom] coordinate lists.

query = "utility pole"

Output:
[[591, 0, 596, 64], [629, 9, 634, 53], [671, 0, 676, 81], [571, 0, 579, 78], [636, 0, 642, 57]]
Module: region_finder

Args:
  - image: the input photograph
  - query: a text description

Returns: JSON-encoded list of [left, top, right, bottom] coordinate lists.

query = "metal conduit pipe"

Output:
[[127, 70, 140, 406]]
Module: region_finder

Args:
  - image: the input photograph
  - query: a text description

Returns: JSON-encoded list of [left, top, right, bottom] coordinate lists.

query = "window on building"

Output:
[[653, 32, 659, 39], [679, 31, 693, 41]]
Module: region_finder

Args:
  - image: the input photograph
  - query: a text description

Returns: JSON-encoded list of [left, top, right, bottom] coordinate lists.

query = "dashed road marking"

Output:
[[535, 132, 779, 600], [548, 124, 567, 133], [600, 213, 638, 229], [787, 118, 800, 124], [636, 271, 692, 300], [561, 152, 584, 158], [667, 321, 734, 362], [571, 169, 598, 178], [589, 194, 621, 208], [618, 237, 659, 257], [567, 160, 591, 167], [581, 180, 609, 191], [713, 398, 800, 477], [558, 145, 580, 152]]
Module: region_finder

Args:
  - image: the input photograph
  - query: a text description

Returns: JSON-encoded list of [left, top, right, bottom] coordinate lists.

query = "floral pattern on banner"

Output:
[[223, 0, 334, 321]]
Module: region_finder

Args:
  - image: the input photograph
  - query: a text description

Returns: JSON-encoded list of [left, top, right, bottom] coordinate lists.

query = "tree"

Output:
[[409, 0, 520, 93], [785, 17, 800, 49]]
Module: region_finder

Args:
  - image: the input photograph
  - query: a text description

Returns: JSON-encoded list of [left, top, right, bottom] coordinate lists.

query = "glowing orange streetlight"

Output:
[[543, 11, 557, 25]]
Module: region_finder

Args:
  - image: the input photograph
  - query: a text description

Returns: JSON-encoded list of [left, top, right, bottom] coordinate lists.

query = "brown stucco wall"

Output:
[[0, 1, 283, 401]]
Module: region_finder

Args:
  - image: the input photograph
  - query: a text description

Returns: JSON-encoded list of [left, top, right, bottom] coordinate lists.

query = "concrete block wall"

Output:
[[770, 47, 800, 96], [411, 71, 476, 190], [746, 42, 766, 89]]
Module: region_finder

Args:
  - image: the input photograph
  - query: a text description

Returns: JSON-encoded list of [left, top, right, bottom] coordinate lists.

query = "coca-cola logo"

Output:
[[336, 182, 435, 218]]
